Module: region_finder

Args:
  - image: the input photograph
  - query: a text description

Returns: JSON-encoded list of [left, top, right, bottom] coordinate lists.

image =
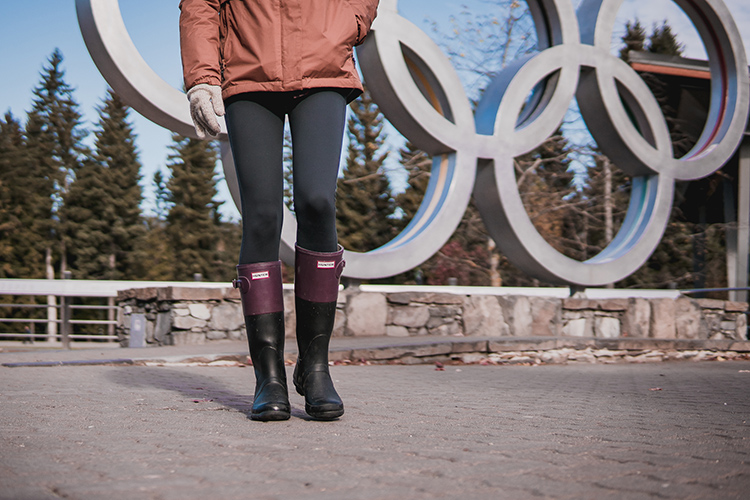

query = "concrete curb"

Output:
[[4, 337, 749, 367]]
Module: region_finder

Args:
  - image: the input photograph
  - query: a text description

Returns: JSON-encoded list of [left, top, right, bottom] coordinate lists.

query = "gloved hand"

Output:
[[186, 83, 225, 139]]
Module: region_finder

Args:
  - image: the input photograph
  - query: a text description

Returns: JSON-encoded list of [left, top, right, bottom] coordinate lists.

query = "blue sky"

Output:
[[2, 0, 749, 222]]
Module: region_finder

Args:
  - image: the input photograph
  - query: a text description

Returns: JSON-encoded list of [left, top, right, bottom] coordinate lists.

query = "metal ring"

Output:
[[77, 0, 749, 285]]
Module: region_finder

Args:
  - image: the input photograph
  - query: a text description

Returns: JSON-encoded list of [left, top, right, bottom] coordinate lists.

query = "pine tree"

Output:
[[648, 21, 685, 56], [61, 90, 145, 279], [0, 112, 27, 278], [19, 49, 87, 278], [619, 19, 646, 62], [164, 134, 224, 280], [336, 88, 395, 252]]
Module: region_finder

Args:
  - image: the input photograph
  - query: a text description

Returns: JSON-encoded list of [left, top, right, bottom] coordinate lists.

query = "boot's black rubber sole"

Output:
[[251, 407, 291, 421], [305, 405, 344, 420]]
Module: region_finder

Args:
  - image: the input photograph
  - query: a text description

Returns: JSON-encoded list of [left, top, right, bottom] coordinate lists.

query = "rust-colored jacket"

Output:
[[179, 0, 379, 100]]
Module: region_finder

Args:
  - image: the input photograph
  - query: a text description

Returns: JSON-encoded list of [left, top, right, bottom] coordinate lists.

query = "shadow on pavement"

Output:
[[104, 366, 313, 420]]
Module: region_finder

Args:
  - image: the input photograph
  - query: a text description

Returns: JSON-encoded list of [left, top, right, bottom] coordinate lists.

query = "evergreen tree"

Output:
[[164, 134, 224, 280], [648, 21, 685, 56], [60, 90, 145, 279], [336, 88, 394, 252], [17, 49, 87, 278], [0, 112, 28, 278], [619, 19, 646, 62]]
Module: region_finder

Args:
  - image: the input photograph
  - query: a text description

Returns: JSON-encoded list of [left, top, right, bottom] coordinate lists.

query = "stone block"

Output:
[[117, 287, 159, 302], [563, 298, 592, 310], [171, 331, 206, 345], [386, 325, 410, 337], [530, 297, 561, 336], [173, 307, 190, 317], [209, 302, 244, 332], [597, 299, 628, 312], [157, 287, 225, 302], [594, 316, 620, 338], [426, 315, 451, 329], [223, 287, 241, 301], [284, 310, 296, 339], [451, 340, 489, 353], [563, 317, 588, 337], [411, 343, 453, 357], [173, 315, 207, 331], [188, 303, 212, 320], [410, 293, 464, 305], [390, 305, 430, 328], [736, 313, 748, 340], [462, 296, 510, 337], [386, 293, 415, 305], [674, 298, 706, 340], [720, 320, 736, 331], [228, 329, 245, 341], [696, 298, 725, 310], [154, 312, 171, 344], [429, 322, 461, 336], [726, 301, 749, 312], [499, 296, 533, 337], [622, 298, 650, 337], [650, 299, 676, 339], [145, 318, 155, 344], [332, 309, 346, 337], [429, 305, 462, 317], [345, 292, 387, 336], [206, 330, 228, 340]]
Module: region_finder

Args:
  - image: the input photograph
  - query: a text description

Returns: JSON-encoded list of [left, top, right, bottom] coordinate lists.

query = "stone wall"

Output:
[[116, 287, 748, 346]]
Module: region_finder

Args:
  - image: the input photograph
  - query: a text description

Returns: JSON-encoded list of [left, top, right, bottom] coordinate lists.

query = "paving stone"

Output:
[[2, 355, 750, 500]]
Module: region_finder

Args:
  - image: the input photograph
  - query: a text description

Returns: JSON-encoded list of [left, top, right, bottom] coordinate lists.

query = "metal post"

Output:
[[61, 271, 72, 349], [46, 248, 57, 342]]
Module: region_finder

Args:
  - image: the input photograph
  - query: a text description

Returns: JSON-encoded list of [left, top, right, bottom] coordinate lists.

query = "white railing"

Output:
[[0, 278, 229, 347]]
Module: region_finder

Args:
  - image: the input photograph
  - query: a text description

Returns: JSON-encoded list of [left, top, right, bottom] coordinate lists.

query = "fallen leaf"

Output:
[[649, 387, 662, 391]]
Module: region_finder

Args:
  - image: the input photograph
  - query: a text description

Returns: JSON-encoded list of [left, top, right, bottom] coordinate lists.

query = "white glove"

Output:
[[187, 84, 225, 139]]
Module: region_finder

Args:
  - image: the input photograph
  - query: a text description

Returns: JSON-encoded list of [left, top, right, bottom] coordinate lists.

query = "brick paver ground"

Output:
[[1, 359, 749, 499]]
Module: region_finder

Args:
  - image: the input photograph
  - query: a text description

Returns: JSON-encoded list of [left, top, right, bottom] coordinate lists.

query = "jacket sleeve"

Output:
[[348, 0, 380, 45], [179, 0, 222, 91]]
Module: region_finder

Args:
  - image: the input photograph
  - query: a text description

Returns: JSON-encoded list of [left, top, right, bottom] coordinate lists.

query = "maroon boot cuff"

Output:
[[233, 261, 284, 316], [294, 245, 345, 303]]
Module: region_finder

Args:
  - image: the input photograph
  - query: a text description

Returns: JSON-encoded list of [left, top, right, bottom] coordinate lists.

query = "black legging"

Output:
[[225, 89, 347, 264]]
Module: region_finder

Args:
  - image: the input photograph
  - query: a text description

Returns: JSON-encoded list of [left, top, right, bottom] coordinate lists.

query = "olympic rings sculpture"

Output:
[[76, 0, 748, 286]]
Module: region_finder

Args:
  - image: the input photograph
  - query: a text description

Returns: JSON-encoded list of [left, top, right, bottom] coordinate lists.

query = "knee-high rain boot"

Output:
[[233, 261, 290, 421], [293, 245, 345, 420]]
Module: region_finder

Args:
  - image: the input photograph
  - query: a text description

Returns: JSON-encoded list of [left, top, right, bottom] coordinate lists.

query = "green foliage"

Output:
[[336, 88, 395, 252], [648, 21, 685, 56], [10, 49, 87, 278], [619, 20, 646, 62], [61, 90, 145, 279], [164, 134, 238, 281], [0, 112, 29, 278]]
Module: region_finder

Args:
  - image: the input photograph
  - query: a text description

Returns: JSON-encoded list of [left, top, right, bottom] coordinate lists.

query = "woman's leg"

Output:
[[288, 90, 348, 420], [288, 89, 348, 253], [225, 95, 286, 264], [225, 94, 289, 421]]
